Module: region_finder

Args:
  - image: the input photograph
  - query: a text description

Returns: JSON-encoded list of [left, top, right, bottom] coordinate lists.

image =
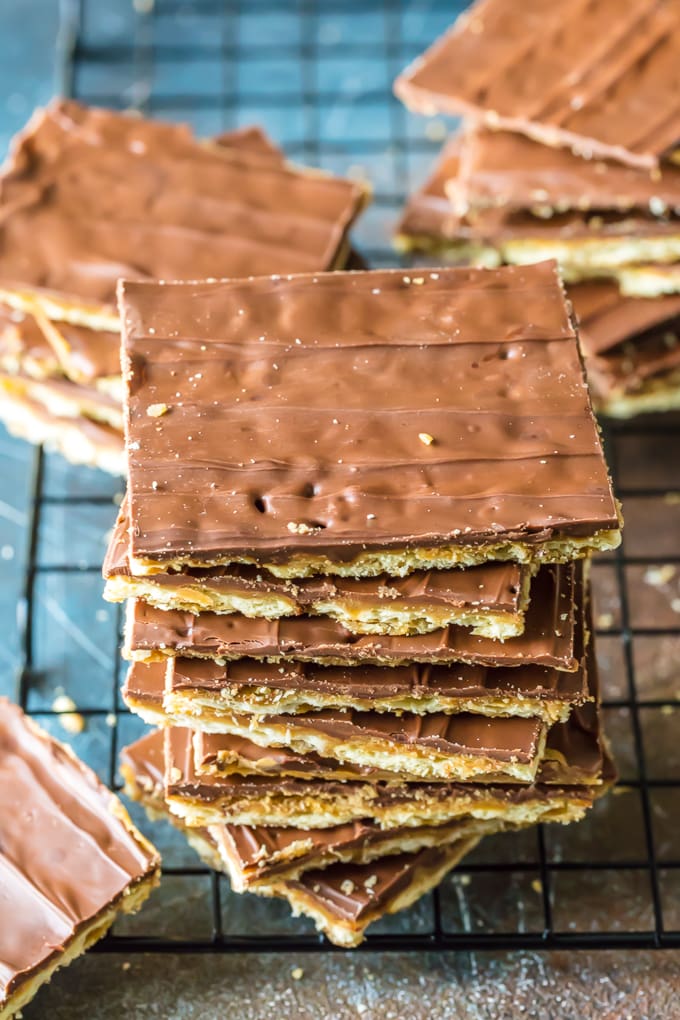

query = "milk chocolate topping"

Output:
[[395, 0, 680, 169], [0, 99, 365, 312], [129, 562, 580, 670], [120, 262, 618, 569], [105, 502, 528, 614], [0, 699, 159, 1006], [453, 128, 680, 215]]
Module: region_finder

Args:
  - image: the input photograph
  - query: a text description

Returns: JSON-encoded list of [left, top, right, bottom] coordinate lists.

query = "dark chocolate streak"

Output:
[[121, 262, 618, 566], [131, 562, 580, 670], [0, 699, 157, 1004], [395, 0, 680, 169], [105, 502, 527, 614], [0, 99, 364, 309]]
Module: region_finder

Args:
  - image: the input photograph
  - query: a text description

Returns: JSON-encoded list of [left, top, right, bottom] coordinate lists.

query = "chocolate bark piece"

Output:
[[264, 844, 480, 947], [568, 280, 680, 415], [163, 715, 605, 830], [0, 99, 366, 328], [104, 503, 533, 639], [397, 140, 680, 279], [152, 685, 550, 785], [121, 662, 607, 828], [118, 740, 482, 949], [0, 699, 159, 1019], [121, 727, 505, 890], [450, 128, 680, 217], [120, 262, 619, 578], [395, 0, 680, 169], [125, 562, 581, 673]]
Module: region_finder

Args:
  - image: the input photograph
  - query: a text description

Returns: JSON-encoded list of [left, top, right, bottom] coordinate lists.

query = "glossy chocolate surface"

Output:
[[0, 699, 158, 1006], [395, 0, 680, 169], [121, 262, 617, 567], [0, 99, 364, 311]]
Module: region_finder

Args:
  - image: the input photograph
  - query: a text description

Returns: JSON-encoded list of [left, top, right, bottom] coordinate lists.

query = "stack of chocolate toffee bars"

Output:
[[395, 0, 680, 417], [0, 100, 366, 473], [104, 260, 621, 946]]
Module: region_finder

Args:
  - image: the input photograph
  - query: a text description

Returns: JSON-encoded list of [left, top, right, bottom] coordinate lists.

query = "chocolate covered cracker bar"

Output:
[[570, 280, 680, 416], [0, 100, 366, 328], [0, 700, 159, 1020], [105, 503, 533, 639], [119, 732, 482, 947], [119, 262, 619, 579], [395, 0, 680, 169], [397, 140, 680, 282], [121, 727, 505, 890], [124, 562, 581, 673], [449, 128, 680, 218]]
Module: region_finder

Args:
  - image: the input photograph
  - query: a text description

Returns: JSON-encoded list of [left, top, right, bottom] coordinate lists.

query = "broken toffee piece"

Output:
[[395, 0, 680, 169], [120, 262, 619, 578], [104, 504, 534, 639], [0, 699, 160, 1020]]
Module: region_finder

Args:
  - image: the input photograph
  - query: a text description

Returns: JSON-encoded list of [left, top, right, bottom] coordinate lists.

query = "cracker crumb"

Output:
[[457, 873, 471, 887], [364, 874, 378, 890], [291, 967, 304, 981], [661, 705, 675, 716], [105, 713, 117, 728], [340, 879, 355, 895], [671, 598, 680, 613], [596, 612, 614, 629], [287, 521, 321, 535], [122, 960, 132, 971], [169, 766, 182, 783], [418, 432, 434, 446], [644, 564, 676, 587], [52, 695, 85, 734], [411, 277, 425, 285], [531, 878, 543, 895], [146, 402, 169, 417]]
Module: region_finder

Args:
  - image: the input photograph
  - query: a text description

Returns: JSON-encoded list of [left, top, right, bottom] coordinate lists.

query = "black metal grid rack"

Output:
[[10, 0, 680, 952]]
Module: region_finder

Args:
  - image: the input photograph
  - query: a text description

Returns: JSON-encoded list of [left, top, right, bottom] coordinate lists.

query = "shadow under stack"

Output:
[[105, 262, 622, 947], [394, 0, 680, 418]]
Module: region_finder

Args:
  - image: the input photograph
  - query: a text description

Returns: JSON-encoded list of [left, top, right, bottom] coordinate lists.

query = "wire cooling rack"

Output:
[[8, 0, 680, 952]]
